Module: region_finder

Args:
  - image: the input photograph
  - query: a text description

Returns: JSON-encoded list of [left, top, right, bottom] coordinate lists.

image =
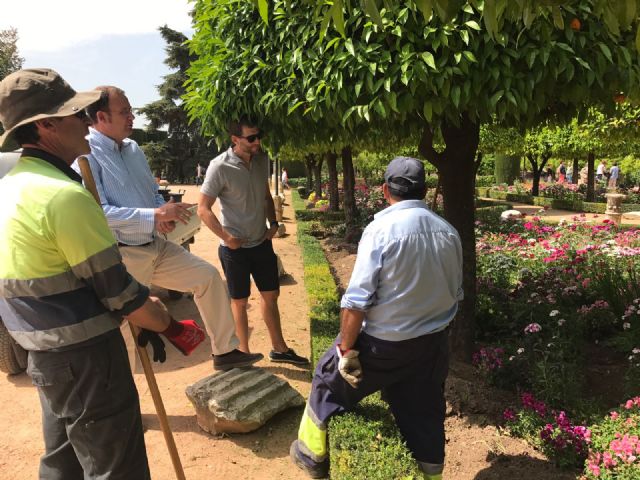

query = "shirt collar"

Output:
[[226, 147, 247, 166], [374, 199, 429, 220], [88, 127, 132, 152], [21, 148, 83, 184]]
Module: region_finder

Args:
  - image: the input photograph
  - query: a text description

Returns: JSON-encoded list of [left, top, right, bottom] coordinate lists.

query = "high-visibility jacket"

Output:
[[0, 155, 148, 351]]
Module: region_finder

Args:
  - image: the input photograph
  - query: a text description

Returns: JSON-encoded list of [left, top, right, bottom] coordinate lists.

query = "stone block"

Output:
[[185, 368, 305, 435]]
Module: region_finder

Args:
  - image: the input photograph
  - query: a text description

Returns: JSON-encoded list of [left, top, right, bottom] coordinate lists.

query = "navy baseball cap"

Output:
[[384, 156, 426, 193]]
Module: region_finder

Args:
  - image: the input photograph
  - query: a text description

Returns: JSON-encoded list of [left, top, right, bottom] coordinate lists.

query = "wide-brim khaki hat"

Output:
[[0, 68, 102, 147]]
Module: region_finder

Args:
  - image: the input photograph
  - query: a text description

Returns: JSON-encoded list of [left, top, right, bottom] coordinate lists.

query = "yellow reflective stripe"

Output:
[[422, 474, 442, 480], [298, 408, 327, 459]]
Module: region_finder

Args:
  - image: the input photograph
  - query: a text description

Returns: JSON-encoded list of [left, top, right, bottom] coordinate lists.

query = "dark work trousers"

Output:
[[308, 329, 449, 464], [27, 328, 150, 480]]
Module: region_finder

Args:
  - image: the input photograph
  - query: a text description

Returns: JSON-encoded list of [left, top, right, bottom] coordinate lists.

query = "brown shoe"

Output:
[[212, 349, 263, 371]]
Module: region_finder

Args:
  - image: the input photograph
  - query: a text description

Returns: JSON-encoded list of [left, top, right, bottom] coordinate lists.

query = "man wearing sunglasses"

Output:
[[76, 87, 262, 372], [198, 116, 309, 366]]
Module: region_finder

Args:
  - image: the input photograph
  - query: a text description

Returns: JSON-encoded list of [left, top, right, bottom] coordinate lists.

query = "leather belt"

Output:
[[117, 241, 152, 247]]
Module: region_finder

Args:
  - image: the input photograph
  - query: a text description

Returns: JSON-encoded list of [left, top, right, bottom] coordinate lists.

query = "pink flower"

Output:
[[524, 323, 542, 334]]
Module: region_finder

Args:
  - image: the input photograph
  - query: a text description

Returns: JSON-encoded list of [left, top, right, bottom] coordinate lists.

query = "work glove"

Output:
[[336, 346, 362, 388], [137, 329, 167, 363], [161, 319, 205, 356]]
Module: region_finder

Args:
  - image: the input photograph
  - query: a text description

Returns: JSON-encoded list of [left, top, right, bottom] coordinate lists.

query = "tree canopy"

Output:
[[186, 0, 640, 357], [0, 28, 22, 82]]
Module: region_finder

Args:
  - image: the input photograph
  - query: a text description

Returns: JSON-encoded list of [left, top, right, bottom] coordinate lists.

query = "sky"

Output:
[[2, 0, 194, 128]]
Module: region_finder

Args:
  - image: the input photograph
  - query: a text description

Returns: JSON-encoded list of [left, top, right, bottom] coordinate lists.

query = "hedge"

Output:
[[292, 191, 422, 480], [476, 187, 640, 215]]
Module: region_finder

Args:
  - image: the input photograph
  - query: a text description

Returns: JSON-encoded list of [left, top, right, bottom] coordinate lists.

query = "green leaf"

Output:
[[574, 57, 592, 71], [374, 100, 386, 118], [355, 81, 363, 97], [598, 43, 613, 63], [420, 51, 436, 69], [483, 0, 497, 39], [551, 6, 564, 30], [462, 51, 477, 63], [423, 102, 433, 122], [451, 85, 460, 108], [345, 38, 355, 56], [388, 91, 399, 112], [319, 9, 332, 42], [331, 0, 346, 38], [288, 101, 304, 114], [454, 52, 462, 64], [415, 0, 433, 22], [362, 0, 384, 29], [460, 30, 469, 46], [636, 27, 640, 53], [489, 90, 504, 109], [257, 0, 269, 24], [342, 105, 358, 123], [384, 77, 391, 92], [465, 20, 481, 31]]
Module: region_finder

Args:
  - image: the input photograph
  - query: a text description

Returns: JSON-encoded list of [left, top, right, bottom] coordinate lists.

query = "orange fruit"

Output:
[[570, 18, 581, 31]]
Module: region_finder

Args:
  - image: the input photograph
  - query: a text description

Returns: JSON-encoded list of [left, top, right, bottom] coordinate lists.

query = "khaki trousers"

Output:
[[120, 238, 239, 370]]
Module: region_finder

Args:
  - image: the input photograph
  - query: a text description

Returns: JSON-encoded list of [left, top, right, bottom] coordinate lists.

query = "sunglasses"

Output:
[[74, 110, 88, 120], [237, 132, 264, 143]]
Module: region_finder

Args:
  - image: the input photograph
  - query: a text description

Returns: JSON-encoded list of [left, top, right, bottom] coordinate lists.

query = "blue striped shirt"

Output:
[[73, 128, 164, 245], [341, 200, 464, 341]]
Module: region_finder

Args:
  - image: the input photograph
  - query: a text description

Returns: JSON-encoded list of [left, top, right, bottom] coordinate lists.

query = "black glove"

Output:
[[137, 329, 167, 363]]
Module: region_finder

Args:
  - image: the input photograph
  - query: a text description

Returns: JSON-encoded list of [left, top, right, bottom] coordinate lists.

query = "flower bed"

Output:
[[475, 214, 640, 475]]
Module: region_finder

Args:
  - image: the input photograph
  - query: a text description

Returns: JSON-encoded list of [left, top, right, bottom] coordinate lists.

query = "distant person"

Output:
[[281, 168, 290, 190], [543, 166, 554, 183], [76, 86, 262, 372], [596, 160, 607, 182], [196, 162, 205, 186], [556, 161, 567, 183], [609, 163, 620, 188], [566, 165, 573, 184]]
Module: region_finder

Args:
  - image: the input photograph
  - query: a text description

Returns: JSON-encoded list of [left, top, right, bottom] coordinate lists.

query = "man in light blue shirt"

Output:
[[77, 86, 262, 372], [291, 156, 463, 480]]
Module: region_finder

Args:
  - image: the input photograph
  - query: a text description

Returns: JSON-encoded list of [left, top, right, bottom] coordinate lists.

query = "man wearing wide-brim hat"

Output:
[[0, 68, 203, 478]]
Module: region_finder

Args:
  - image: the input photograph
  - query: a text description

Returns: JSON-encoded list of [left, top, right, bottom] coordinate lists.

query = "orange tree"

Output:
[[185, 0, 639, 358]]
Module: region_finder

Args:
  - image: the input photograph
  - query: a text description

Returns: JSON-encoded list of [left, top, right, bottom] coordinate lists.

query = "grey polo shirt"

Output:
[[201, 148, 270, 248]]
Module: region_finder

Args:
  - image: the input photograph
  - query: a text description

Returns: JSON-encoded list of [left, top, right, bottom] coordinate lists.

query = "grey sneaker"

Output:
[[212, 349, 263, 371], [269, 348, 310, 365], [290, 440, 329, 479]]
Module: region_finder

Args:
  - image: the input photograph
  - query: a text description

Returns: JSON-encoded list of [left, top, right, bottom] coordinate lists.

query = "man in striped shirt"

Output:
[[78, 86, 262, 372]]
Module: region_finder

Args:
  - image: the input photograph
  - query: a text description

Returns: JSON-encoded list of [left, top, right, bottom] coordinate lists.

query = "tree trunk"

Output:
[[527, 154, 550, 197], [586, 152, 595, 202], [325, 152, 339, 211], [341, 146, 357, 232], [313, 154, 323, 198], [419, 115, 480, 361], [305, 155, 314, 194], [572, 157, 579, 185]]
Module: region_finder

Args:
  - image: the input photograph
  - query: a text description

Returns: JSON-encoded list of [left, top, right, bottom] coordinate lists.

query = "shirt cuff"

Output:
[[340, 297, 369, 311], [139, 208, 156, 235]]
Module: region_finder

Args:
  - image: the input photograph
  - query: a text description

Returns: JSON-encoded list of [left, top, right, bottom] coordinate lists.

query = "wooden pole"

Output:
[[77, 156, 186, 480]]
